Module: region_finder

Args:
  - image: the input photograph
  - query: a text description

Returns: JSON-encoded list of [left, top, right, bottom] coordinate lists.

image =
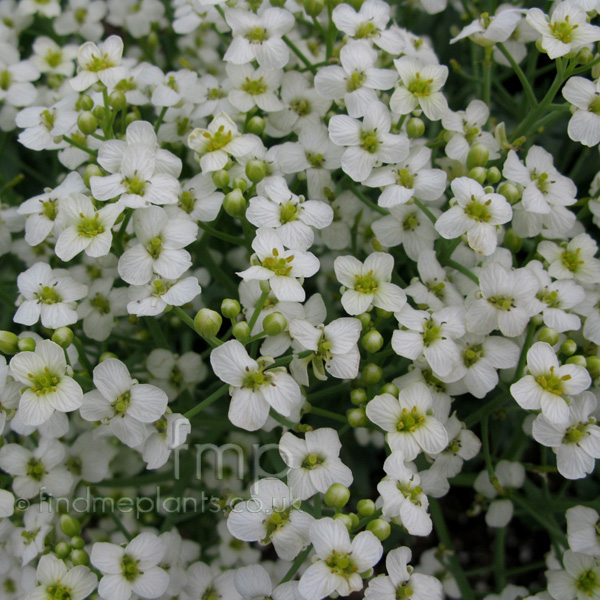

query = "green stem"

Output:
[[514, 320, 537, 381], [344, 177, 387, 215], [110, 512, 132, 540], [282, 36, 316, 73], [248, 290, 269, 332], [62, 136, 98, 157], [493, 527, 506, 591], [280, 545, 312, 584], [154, 106, 168, 133], [184, 384, 229, 419], [309, 406, 347, 423], [197, 221, 248, 247], [412, 198, 437, 224], [72, 337, 94, 376], [496, 43, 537, 108], [446, 259, 479, 284]]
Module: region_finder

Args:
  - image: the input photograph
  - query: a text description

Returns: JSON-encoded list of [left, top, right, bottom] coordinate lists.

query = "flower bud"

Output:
[[221, 298, 241, 319], [77, 111, 98, 135], [247, 115, 266, 135], [357, 499, 376, 517], [52, 327, 74, 349], [467, 143, 489, 168], [347, 407, 368, 427], [70, 536, 85, 549], [349, 512, 359, 528], [566, 355, 587, 367], [333, 513, 353, 530], [380, 383, 399, 397], [406, 117, 425, 138], [100, 351, 119, 362], [504, 228, 523, 253], [375, 308, 393, 319], [212, 169, 230, 189], [54, 542, 71, 559], [350, 388, 367, 406], [233, 178, 248, 192], [324, 483, 351, 508], [245, 160, 267, 183], [586, 356, 600, 379], [59, 514, 82, 537], [560, 339, 578, 356], [92, 105, 106, 121], [467, 167, 487, 184], [109, 90, 127, 111], [70, 550, 90, 566], [125, 109, 141, 126], [263, 312, 287, 336], [577, 47, 593, 65], [366, 518, 391, 541], [486, 166, 501, 184], [223, 189, 246, 218], [304, 0, 325, 15], [84, 163, 103, 188], [76, 95, 94, 112], [361, 330, 383, 353], [232, 321, 251, 341], [498, 182, 520, 204], [18, 337, 36, 352], [537, 327, 559, 346], [194, 308, 222, 338], [357, 313, 371, 329], [362, 363, 382, 386], [0, 331, 19, 355]]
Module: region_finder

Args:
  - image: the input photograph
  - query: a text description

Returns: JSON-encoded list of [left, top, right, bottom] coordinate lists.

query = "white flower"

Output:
[[390, 57, 448, 121], [227, 63, 283, 113], [0, 43, 39, 108], [10, 339, 83, 426], [54, 0, 107, 41], [91, 532, 169, 600], [246, 176, 333, 251], [450, 8, 523, 47], [31, 36, 78, 77], [279, 427, 353, 500], [143, 412, 191, 470], [106, 0, 166, 39], [185, 562, 241, 600], [567, 506, 600, 556], [26, 554, 97, 600], [227, 478, 313, 561], [435, 177, 512, 255], [237, 227, 320, 303], [14, 262, 88, 328], [532, 392, 600, 479], [146, 348, 206, 401], [526, 3, 600, 60], [538, 233, 600, 286], [210, 340, 302, 431], [223, 7, 295, 69], [365, 546, 443, 599], [117, 206, 198, 285], [166, 173, 224, 223], [366, 383, 449, 459], [79, 358, 168, 448], [0, 489, 14, 518], [329, 102, 409, 182], [431, 414, 481, 477], [334, 252, 406, 316], [234, 565, 301, 600], [298, 517, 383, 600], [70, 35, 127, 92], [127, 274, 201, 317], [547, 551, 600, 600], [563, 77, 600, 147], [10, 501, 55, 565]]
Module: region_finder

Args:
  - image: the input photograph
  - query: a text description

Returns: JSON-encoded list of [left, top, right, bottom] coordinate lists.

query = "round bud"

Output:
[[467, 143, 489, 168], [304, 0, 325, 16], [125, 109, 141, 126], [221, 298, 241, 320], [223, 189, 246, 218], [361, 330, 383, 353], [498, 182, 520, 204], [362, 363, 382, 386], [54, 542, 71, 559], [486, 166, 501, 184], [535, 38, 546, 53], [92, 105, 106, 121], [380, 383, 399, 397], [347, 407, 368, 428], [247, 115, 266, 136], [333, 513, 353, 530], [566, 355, 587, 367], [76, 95, 94, 112], [263, 312, 288, 336], [504, 229, 523, 253], [0, 331, 19, 355], [357, 499, 376, 517], [232, 321, 251, 342], [18, 337, 36, 352], [366, 518, 391, 541], [212, 169, 230, 189], [84, 164, 103, 188], [350, 388, 367, 406], [52, 327, 74, 349], [371, 238, 383, 252], [99, 351, 118, 362], [60, 514, 82, 537], [70, 550, 90, 566], [467, 167, 487, 184], [375, 308, 393, 319], [406, 117, 425, 138], [109, 90, 127, 111], [349, 512, 359, 528], [70, 536, 85, 550], [77, 111, 98, 135], [245, 160, 267, 183], [538, 327, 559, 346], [560, 339, 578, 356], [577, 47, 593, 65], [324, 483, 351, 508], [357, 313, 371, 329], [233, 178, 248, 192], [586, 356, 600, 379], [194, 308, 222, 339]]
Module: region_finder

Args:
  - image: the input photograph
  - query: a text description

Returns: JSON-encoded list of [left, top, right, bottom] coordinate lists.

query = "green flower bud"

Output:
[[371, 238, 384, 252], [54, 542, 71, 559], [375, 308, 393, 319], [324, 483, 351, 508], [232, 321, 251, 342], [246, 115, 266, 135], [70, 536, 85, 550], [59, 514, 82, 537], [83, 164, 103, 188], [586, 356, 600, 379], [125, 109, 141, 126], [486, 166, 501, 184], [18, 337, 36, 352], [467, 143, 489, 168], [560, 339, 578, 356], [77, 111, 98, 135], [100, 352, 119, 362], [361, 330, 383, 353], [538, 327, 559, 346], [212, 169, 230, 189], [467, 167, 487, 184], [109, 90, 127, 111], [245, 160, 267, 183], [52, 327, 74, 349], [347, 407, 368, 427], [380, 383, 399, 397], [350, 388, 367, 406], [349, 512, 359, 528], [406, 117, 425, 138], [498, 182, 520, 204], [223, 189, 246, 218], [221, 298, 241, 319], [233, 178, 248, 192], [566, 355, 587, 367], [70, 549, 90, 566], [263, 312, 288, 336], [0, 331, 19, 355], [76, 95, 94, 112], [194, 308, 222, 338], [504, 228, 523, 253], [577, 47, 593, 65], [357, 313, 372, 329], [333, 513, 353, 530], [357, 499, 376, 517], [92, 105, 106, 121], [362, 363, 382, 386], [366, 518, 391, 541]]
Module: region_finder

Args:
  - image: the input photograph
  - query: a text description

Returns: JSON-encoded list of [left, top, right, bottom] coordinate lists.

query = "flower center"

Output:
[[125, 175, 146, 196], [90, 293, 111, 314], [35, 285, 61, 304], [561, 248, 584, 273], [396, 582, 415, 598], [241, 77, 267, 96], [535, 367, 571, 396], [242, 367, 272, 391], [77, 213, 104, 237], [395, 168, 415, 188], [263, 507, 292, 541], [403, 212, 420, 231], [487, 295, 515, 311], [45, 49, 63, 68], [422, 318, 442, 347], [262, 249, 294, 276], [354, 271, 378, 293], [355, 21, 378, 39], [537, 288, 561, 308], [74, 8, 87, 24], [347, 71, 367, 92], [359, 129, 380, 153], [463, 343, 484, 367], [280, 201, 300, 223], [396, 480, 423, 503], [45, 583, 72, 600], [290, 98, 311, 116], [202, 587, 220, 600], [549, 17, 578, 43], [113, 390, 131, 415], [325, 550, 358, 576], [245, 27, 268, 43], [0, 69, 11, 90], [203, 126, 233, 152], [465, 195, 492, 222], [575, 569, 600, 595], [301, 453, 325, 469], [86, 52, 116, 73], [42, 199, 59, 221], [396, 406, 425, 433], [408, 73, 433, 97], [179, 190, 195, 214], [121, 553, 141, 581], [41, 109, 56, 131], [207, 87, 225, 100], [306, 151, 324, 168], [26, 458, 46, 481], [563, 420, 595, 444], [28, 366, 61, 395], [426, 279, 446, 299], [589, 95, 600, 115], [146, 237, 163, 259], [532, 171, 550, 193]]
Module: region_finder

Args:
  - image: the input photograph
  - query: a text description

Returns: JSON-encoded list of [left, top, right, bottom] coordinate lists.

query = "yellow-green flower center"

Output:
[[77, 213, 104, 237], [561, 248, 584, 273], [408, 73, 432, 97], [121, 553, 141, 581], [326, 550, 359, 576], [422, 318, 442, 347], [535, 367, 571, 396], [463, 343, 484, 367], [35, 285, 61, 304], [291, 98, 311, 116], [549, 17, 578, 44], [45, 49, 63, 68], [354, 270, 378, 293], [262, 249, 294, 276], [347, 71, 367, 92], [574, 568, 600, 595], [359, 129, 379, 153], [146, 237, 163, 259], [280, 201, 299, 223], [242, 77, 267, 96], [203, 126, 233, 152], [465, 195, 492, 222], [487, 295, 514, 311], [26, 458, 46, 481], [396, 406, 425, 433], [113, 390, 131, 415], [245, 27, 268, 43]]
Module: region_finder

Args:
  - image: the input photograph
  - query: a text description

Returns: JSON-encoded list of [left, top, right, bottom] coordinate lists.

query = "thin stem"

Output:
[[280, 545, 312, 584], [154, 106, 168, 133], [493, 527, 506, 591], [344, 177, 387, 215], [446, 259, 479, 284], [282, 36, 316, 73], [497, 43, 537, 108], [514, 320, 537, 381], [184, 384, 229, 419], [412, 198, 437, 224], [72, 337, 94, 376], [62, 136, 98, 157], [248, 290, 269, 333], [309, 406, 347, 423]]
